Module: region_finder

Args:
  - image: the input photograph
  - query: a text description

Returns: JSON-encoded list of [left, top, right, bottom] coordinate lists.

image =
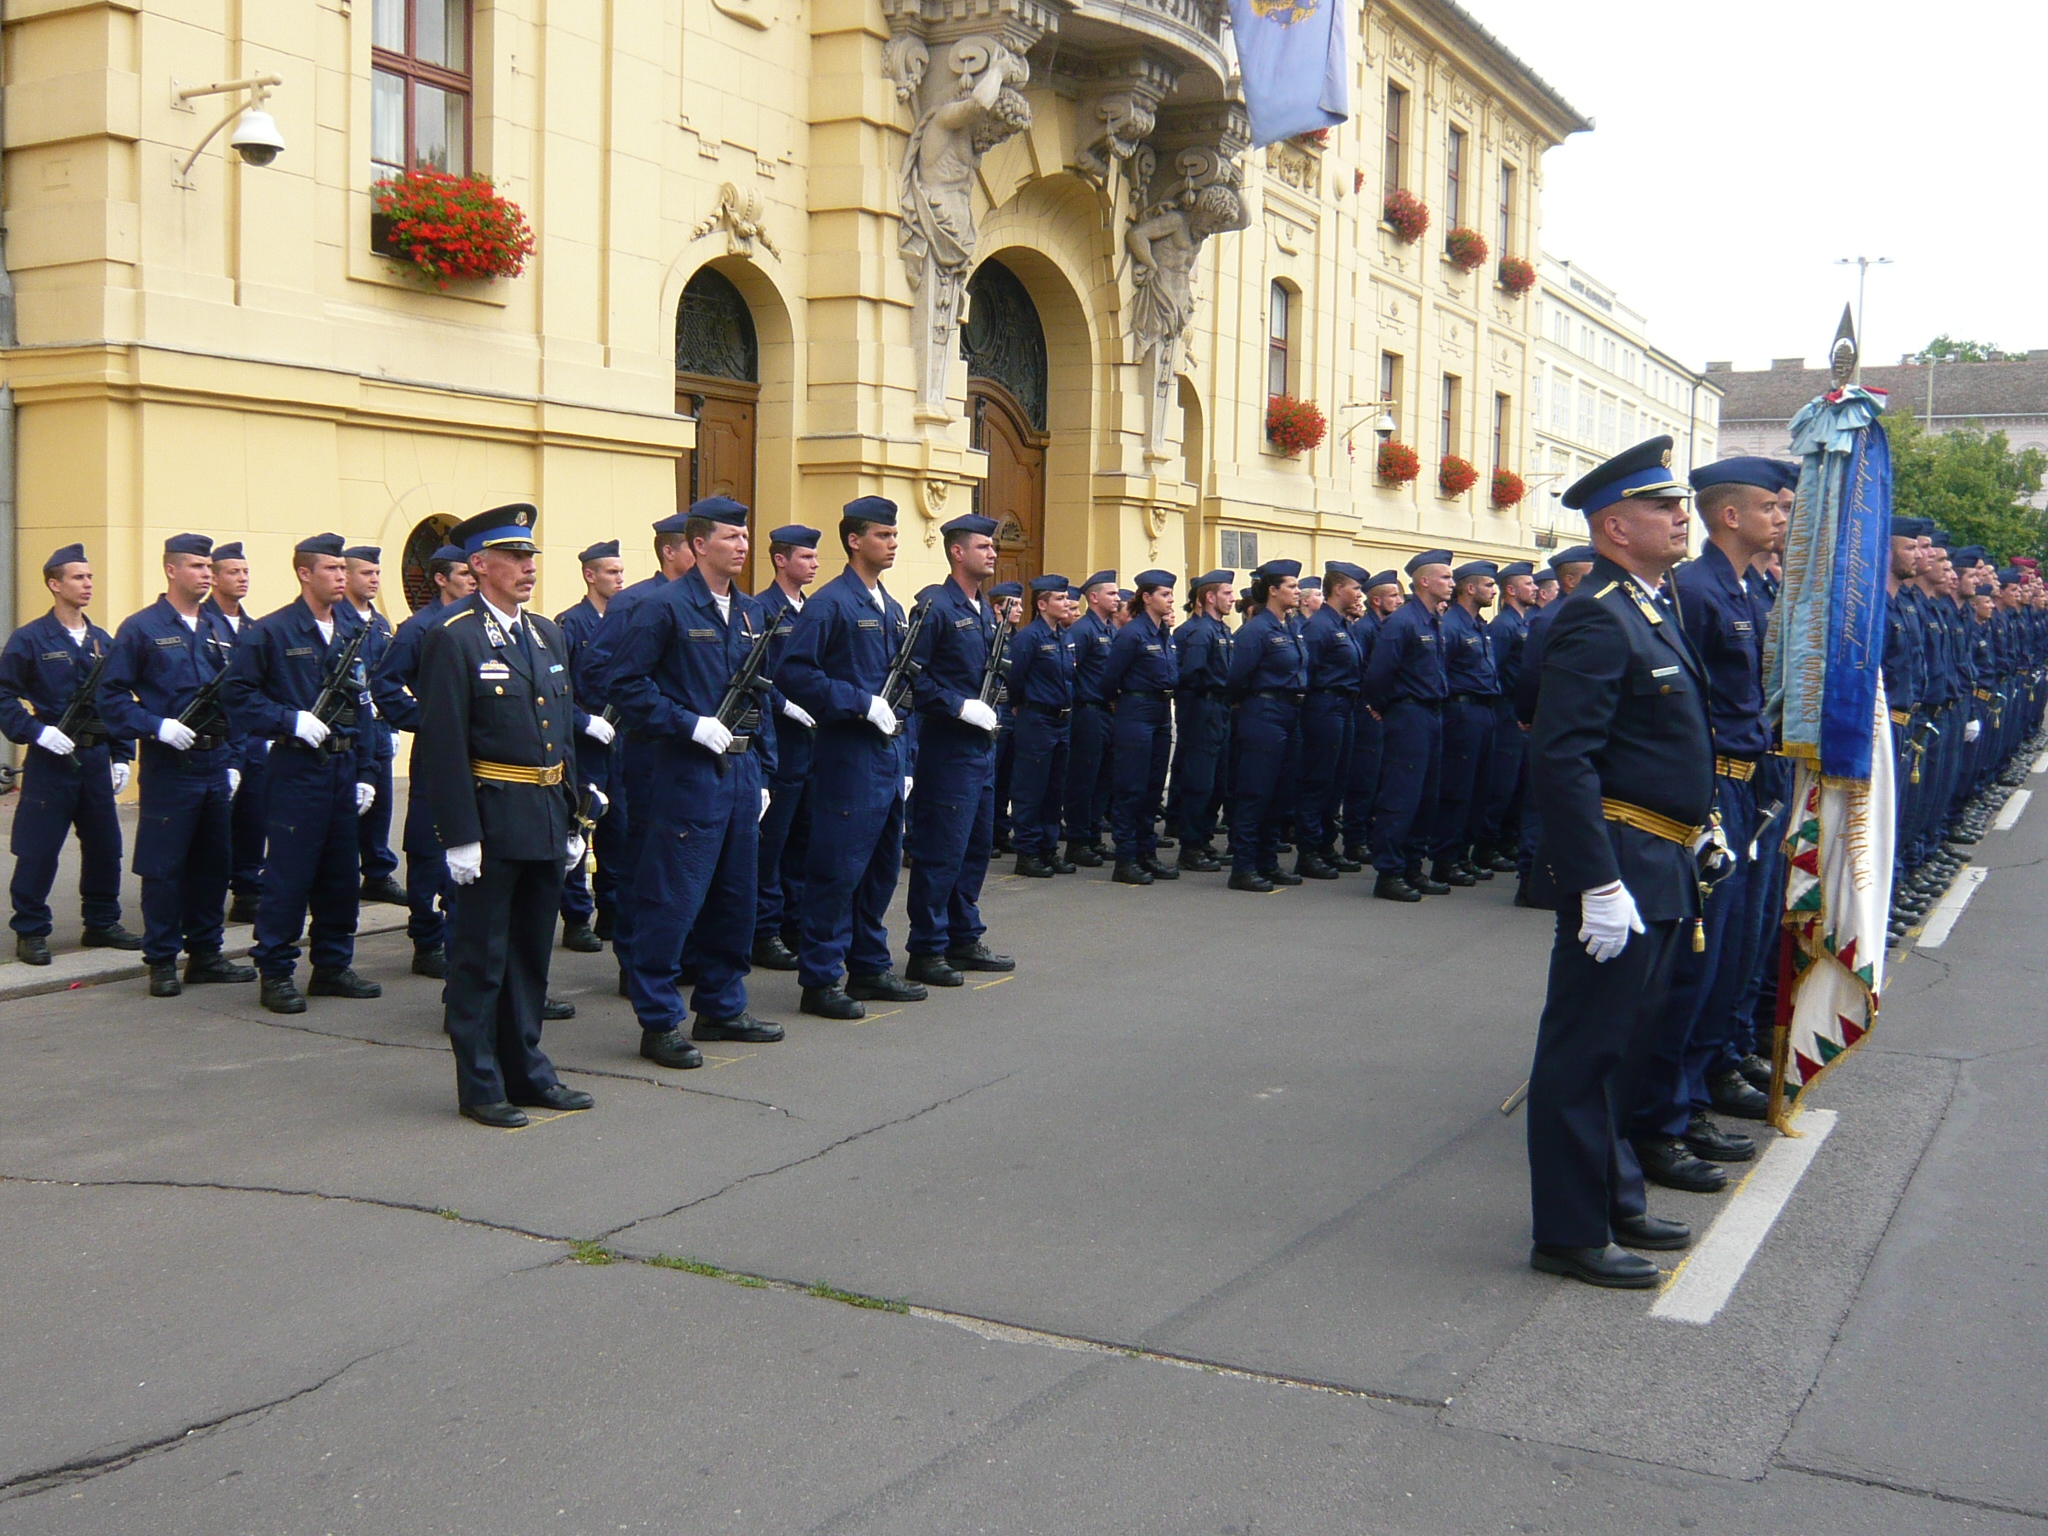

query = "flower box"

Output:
[[1377, 440, 1421, 484], [1491, 468, 1527, 509], [372, 169, 536, 290], [1497, 255, 1537, 297], [1439, 455, 1479, 497], [1266, 394, 1328, 456], [1445, 227, 1489, 274], [1382, 188, 1430, 245]]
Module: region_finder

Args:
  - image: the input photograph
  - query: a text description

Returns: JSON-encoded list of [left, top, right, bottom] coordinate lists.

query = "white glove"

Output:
[[156, 718, 197, 751], [588, 786, 609, 816], [1965, 718, 1982, 742], [293, 711, 330, 748], [227, 768, 242, 797], [903, 775, 915, 800], [1577, 880, 1644, 964], [35, 725, 75, 756], [582, 715, 616, 745], [446, 841, 483, 885], [866, 694, 900, 736], [958, 698, 1000, 731], [355, 782, 376, 816], [781, 699, 816, 728], [691, 716, 735, 755], [111, 762, 131, 794], [566, 834, 586, 864], [760, 788, 772, 821]]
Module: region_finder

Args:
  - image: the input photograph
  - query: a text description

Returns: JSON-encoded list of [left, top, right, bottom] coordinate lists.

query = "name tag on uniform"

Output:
[[954, 616, 977, 630], [857, 618, 881, 631], [39, 650, 68, 662], [687, 629, 718, 641], [286, 646, 316, 657], [1037, 643, 1054, 654], [549, 662, 564, 673], [1732, 620, 1753, 634], [1144, 643, 1161, 654], [1651, 665, 1681, 678], [478, 661, 511, 680], [1419, 635, 1436, 647], [153, 635, 185, 648], [775, 620, 794, 636]]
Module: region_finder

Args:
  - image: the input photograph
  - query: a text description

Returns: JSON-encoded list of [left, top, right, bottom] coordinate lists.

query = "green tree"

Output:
[[1885, 408, 2048, 561], [1912, 335, 2015, 364]]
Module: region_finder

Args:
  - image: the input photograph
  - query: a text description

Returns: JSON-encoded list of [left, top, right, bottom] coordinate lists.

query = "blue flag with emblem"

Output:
[[1228, 0, 1348, 148]]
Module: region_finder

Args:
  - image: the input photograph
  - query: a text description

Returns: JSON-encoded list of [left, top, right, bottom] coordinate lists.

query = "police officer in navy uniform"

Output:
[[202, 541, 266, 924], [1102, 570, 1180, 886], [1525, 436, 1713, 1288], [414, 503, 594, 1129], [1431, 560, 1501, 887], [1881, 518, 1929, 942], [989, 580, 1025, 856], [902, 513, 1015, 985], [751, 524, 823, 970], [342, 546, 406, 907], [222, 534, 384, 1015], [0, 544, 140, 963], [1297, 562, 1367, 879], [1225, 559, 1308, 893], [776, 496, 925, 1020], [1008, 574, 1077, 878], [1513, 544, 1596, 900], [1168, 569, 1235, 873], [371, 543, 474, 978], [1360, 551, 1452, 901], [553, 539, 626, 952], [1062, 571, 1120, 867], [1473, 560, 1537, 874], [1339, 571, 1401, 867], [99, 534, 255, 997]]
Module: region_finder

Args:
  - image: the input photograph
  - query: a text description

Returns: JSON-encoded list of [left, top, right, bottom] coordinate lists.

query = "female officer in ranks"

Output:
[[1101, 571, 1179, 886], [1224, 559, 1308, 893]]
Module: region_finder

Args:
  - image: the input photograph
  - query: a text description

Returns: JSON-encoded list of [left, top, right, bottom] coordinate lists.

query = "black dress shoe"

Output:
[[593, 911, 616, 942], [1433, 860, 1477, 888], [1409, 869, 1452, 896], [1225, 869, 1274, 893], [693, 1011, 786, 1043], [1684, 1110, 1755, 1163], [1372, 872, 1422, 903], [15, 934, 51, 966], [751, 933, 800, 970], [1634, 1136, 1728, 1193], [1342, 845, 1370, 866], [81, 923, 144, 951], [227, 894, 261, 926], [1140, 855, 1180, 880], [1325, 848, 1364, 872], [1610, 1213, 1693, 1251], [185, 951, 257, 985], [309, 967, 382, 999], [1264, 867, 1304, 886], [1014, 853, 1055, 879], [945, 941, 1015, 972], [561, 922, 602, 953], [149, 961, 182, 997], [1461, 858, 1495, 883], [512, 1083, 594, 1111], [361, 875, 408, 905], [1048, 855, 1077, 874], [461, 1100, 529, 1129], [1294, 854, 1339, 880], [1066, 842, 1104, 868], [1177, 848, 1222, 872], [1736, 1053, 1773, 1093], [800, 984, 865, 1020], [1530, 1243, 1660, 1288], [991, 832, 1016, 856], [1112, 859, 1154, 886], [639, 1029, 704, 1069], [412, 946, 448, 979], [542, 997, 576, 1021], [1482, 849, 1520, 874], [848, 970, 928, 1002], [1708, 1068, 1770, 1121], [904, 952, 965, 987], [260, 974, 305, 1014]]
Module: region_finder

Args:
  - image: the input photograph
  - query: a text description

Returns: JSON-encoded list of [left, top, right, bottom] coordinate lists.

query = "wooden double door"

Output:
[[972, 379, 1047, 590], [677, 375, 758, 555]]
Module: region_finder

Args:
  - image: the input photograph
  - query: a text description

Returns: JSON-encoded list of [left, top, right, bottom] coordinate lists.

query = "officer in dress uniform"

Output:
[[202, 541, 266, 924], [414, 504, 594, 1129], [902, 513, 1015, 985], [775, 496, 926, 1020], [751, 524, 823, 970], [1102, 570, 1180, 886], [1224, 559, 1308, 893], [1524, 436, 1713, 1288], [371, 543, 474, 978], [1360, 551, 1453, 902], [608, 496, 786, 1066], [1339, 571, 1401, 867], [221, 533, 385, 1015], [1473, 560, 1537, 874], [989, 581, 1024, 856], [1432, 560, 1501, 887], [1062, 571, 1120, 867], [1008, 574, 1077, 878], [1296, 562, 1367, 879], [1168, 570, 1235, 872], [553, 539, 626, 952], [1514, 545, 1596, 900], [0, 544, 140, 963], [342, 546, 406, 907]]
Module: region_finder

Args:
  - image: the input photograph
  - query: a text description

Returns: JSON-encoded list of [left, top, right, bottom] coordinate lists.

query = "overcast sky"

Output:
[[1451, 0, 2048, 373]]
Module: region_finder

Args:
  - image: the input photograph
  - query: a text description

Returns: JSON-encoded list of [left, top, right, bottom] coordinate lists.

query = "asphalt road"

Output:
[[0, 770, 2043, 1533]]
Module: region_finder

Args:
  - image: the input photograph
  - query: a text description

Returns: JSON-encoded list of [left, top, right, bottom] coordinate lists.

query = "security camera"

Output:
[[230, 108, 285, 166]]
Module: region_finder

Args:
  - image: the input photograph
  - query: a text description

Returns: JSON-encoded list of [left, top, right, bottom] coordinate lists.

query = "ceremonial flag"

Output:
[[1764, 379, 1895, 1123], [1229, 0, 1348, 148]]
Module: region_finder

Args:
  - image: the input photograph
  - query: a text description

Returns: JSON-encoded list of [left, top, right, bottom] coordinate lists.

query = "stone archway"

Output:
[[963, 258, 1049, 589]]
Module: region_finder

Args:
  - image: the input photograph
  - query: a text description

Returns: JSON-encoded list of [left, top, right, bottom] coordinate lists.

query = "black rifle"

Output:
[[307, 626, 369, 749], [878, 598, 931, 723], [176, 637, 234, 746], [52, 645, 111, 762], [712, 612, 777, 755], [973, 619, 1011, 731]]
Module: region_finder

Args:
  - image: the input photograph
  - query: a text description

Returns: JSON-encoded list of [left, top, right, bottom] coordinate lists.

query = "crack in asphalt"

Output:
[[1774, 1460, 2048, 1523], [0, 1347, 394, 1501]]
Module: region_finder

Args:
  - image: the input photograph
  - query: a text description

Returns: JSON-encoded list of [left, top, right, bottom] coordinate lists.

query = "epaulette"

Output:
[[1594, 581, 1620, 599], [443, 608, 476, 624]]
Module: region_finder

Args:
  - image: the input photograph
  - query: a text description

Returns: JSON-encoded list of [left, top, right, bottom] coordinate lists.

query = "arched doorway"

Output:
[[962, 259, 1048, 589], [399, 513, 458, 614], [675, 268, 759, 542]]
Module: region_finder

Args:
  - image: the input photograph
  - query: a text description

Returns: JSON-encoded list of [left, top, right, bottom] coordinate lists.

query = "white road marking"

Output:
[[2032, 750, 2048, 775], [1993, 789, 2032, 831], [1651, 1110, 1838, 1326], [1918, 866, 1989, 949]]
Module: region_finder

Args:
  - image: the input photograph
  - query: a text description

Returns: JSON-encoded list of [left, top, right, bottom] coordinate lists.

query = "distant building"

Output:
[[1528, 256, 1721, 548]]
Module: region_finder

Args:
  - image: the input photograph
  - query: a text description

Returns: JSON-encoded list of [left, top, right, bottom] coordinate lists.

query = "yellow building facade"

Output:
[[0, 0, 1585, 629]]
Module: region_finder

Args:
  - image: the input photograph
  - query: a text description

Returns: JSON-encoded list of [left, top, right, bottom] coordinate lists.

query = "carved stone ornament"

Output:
[[687, 183, 783, 261], [1071, 53, 1179, 187], [1263, 139, 1315, 194], [919, 476, 951, 542]]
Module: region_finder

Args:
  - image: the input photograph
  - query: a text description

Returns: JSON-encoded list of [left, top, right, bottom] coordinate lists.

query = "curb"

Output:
[[0, 911, 414, 1003]]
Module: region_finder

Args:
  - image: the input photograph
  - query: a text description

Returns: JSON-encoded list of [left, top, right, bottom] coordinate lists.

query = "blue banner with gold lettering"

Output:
[[1229, 0, 1349, 148]]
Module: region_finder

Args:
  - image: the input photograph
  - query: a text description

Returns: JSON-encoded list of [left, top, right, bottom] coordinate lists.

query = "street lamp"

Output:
[[1833, 256, 1891, 380], [1337, 398, 1400, 447], [171, 74, 285, 185]]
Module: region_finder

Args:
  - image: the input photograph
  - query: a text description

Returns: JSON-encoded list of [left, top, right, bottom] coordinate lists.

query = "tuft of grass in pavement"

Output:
[[807, 1281, 909, 1314], [645, 1254, 767, 1288], [436, 1208, 460, 1221], [569, 1240, 614, 1265]]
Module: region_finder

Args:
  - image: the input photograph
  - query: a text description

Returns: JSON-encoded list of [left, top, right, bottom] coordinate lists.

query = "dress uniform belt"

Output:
[[1599, 797, 1703, 846], [1888, 708, 1912, 725], [1022, 702, 1072, 719], [1251, 689, 1305, 704], [1308, 687, 1355, 699], [471, 758, 565, 787], [1974, 688, 1993, 702], [1075, 699, 1109, 711], [1446, 690, 1499, 706], [1713, 755, 1757, 782], [1120, 690, 1169, 701]]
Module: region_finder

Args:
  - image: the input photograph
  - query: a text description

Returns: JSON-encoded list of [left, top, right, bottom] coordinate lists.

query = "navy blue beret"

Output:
[[1498, 561, 1535, 579], [43, 543, 87, 572], [688, 496, 749, 526], [1453, 560, 1499, 583], [1116, 589, 1135, 602], [1254, 559, 1303, 581], [1030, 574, 1068, 594], [990, 580, 1023, 599], [295, 533, 347, 558], [940, 514, 999, 539], [210, 542, 244, 563], [1192, 569, 1235, 588], [1892, 518, 1933, 539], [1134, 569, 1176, 588], [343, 545, 380, 563], [1325, 561, 1370, 585], [1297, 576, 1322, 591], [1690, 456, 1788, 494], [164, 533, 214, 558], [577, 540, 621, 564], [843, 496, 898, 524], [1531, 567, 1556, 583], [652, 512, 693, 535], [1065, 586, 1083, 602], [1366, 569, 1401, 590], [767, 525, 821, 549], [1404, 549, 1453, 575], [1082, 570, 1117, 591], [1553, 545, 1597, 566], [2000, 568, 2025, 587], [431, 544, 467, 564]]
